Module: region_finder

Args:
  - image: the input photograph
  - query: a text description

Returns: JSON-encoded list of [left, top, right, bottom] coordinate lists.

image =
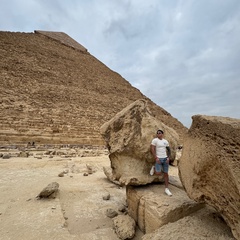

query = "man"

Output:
[[151, 129, 172, 196]]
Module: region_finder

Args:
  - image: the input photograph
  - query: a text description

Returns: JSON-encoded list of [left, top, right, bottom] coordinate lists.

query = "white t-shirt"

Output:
[[151, 138, 169, 158]]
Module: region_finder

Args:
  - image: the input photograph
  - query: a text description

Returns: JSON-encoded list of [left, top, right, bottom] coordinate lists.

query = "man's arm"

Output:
[[151, 144, 157, 159], [166, 146, 171, 158]]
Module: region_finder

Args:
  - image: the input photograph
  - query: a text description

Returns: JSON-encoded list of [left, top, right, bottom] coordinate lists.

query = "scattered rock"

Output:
[[106, 208, 118, 218], [36, 182, 59, 199], [113, 215, 136, 240], [58, 172, 64, 177], [18, 151, 29, 157], [103, 193, 110, 200], [2, 154, 11, 159], [86, 164, 96, 174]]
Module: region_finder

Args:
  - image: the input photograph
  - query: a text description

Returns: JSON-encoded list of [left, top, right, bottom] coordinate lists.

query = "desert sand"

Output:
[[0, 147, 145, 240], [0, 147, 234, 240]]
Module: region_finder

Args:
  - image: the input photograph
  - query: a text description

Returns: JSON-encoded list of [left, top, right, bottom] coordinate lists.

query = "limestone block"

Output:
[[126, 184, 204, 234], [100, 99, 179, 185], [178, 115, 240, 239], [142, 206, 234, 240]]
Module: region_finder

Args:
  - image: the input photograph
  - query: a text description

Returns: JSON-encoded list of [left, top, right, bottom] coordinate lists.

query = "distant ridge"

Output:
[[34, 30, 88, 52]]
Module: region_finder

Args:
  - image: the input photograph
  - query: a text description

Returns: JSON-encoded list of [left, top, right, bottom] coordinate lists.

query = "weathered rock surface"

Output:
[[127, 184, 204, 234], [100, 99, 180, 186], [113, 215, 136, 240], [142, 206, 235, 240], [178, 115, 240, 239]]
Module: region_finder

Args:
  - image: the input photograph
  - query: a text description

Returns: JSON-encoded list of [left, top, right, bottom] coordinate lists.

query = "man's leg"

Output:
[[164, 172, 169, 188], [162, 158, 172, 196], [154, 161, 162, 175]]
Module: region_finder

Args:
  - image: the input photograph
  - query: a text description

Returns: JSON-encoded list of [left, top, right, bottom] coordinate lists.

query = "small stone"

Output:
[[103, 193, 110, 200], [118, 204, 127, 212], [37, 182, 59, 199], [106, 208, 118, 218]]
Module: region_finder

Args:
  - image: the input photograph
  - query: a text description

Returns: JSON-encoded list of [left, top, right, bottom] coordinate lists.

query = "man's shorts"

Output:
[[155, 157, 169, 173]]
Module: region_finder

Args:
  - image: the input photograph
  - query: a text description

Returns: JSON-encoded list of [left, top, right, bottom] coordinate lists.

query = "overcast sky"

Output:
[[1, 0, 240, 128]]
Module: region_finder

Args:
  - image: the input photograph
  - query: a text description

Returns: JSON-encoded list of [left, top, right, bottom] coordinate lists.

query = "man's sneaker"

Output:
[[165, 188, 172, 196], [150, 165, 155, 175]]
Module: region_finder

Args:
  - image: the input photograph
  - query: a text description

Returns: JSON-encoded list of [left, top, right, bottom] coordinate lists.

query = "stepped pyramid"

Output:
[[0, 31, 187, 146]]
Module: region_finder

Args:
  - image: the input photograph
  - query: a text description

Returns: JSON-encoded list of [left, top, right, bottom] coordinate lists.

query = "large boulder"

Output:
[[100, 99, 179, 185], [178, 115, 240, 239]]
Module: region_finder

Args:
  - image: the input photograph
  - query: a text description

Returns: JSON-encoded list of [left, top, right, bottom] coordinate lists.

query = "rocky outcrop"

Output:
[[100, 99, 180, 186], [178, 115, 240, 239]]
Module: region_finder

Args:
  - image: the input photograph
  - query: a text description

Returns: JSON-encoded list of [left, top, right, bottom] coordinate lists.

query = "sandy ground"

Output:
[[0, 150, 145, 240], [0, 149, 234, 240]]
